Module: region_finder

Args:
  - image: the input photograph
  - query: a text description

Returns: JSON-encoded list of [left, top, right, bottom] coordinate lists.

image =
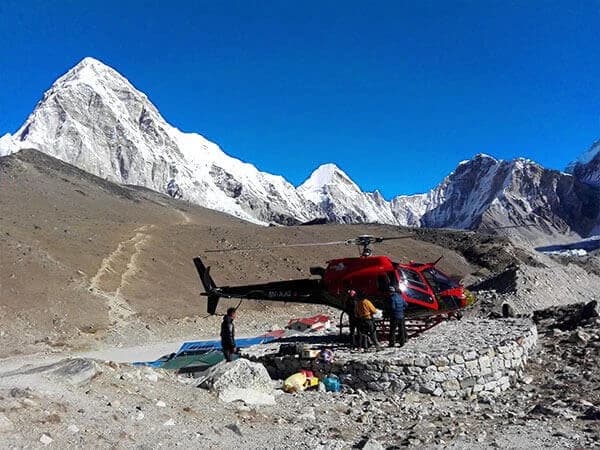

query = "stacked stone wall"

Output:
[[247, 318, 537, 398]]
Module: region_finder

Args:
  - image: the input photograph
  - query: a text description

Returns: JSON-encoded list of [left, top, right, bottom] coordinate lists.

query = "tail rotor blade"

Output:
[[193, 257, 221, 315]]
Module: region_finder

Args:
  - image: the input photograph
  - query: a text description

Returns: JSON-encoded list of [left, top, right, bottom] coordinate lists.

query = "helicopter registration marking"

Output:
[[268, 290, 294, 298]]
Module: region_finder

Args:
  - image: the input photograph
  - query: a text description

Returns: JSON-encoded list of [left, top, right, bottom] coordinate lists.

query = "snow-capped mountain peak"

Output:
[[473, 153, 497, 162], [298, 163, 398, 224], [56, 56, 121, 83], [408, 153, 600, 240], [298, 163, 355, 192], [7, 56, 320, 224]]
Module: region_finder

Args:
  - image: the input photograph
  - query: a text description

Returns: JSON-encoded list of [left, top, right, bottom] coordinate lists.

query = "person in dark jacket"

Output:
[[388, 286, 408, 347], [344, 289, 359, 347], [220, 307, 237, 362]]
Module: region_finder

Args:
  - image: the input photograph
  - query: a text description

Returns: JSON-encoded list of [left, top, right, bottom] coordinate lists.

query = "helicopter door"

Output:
[[377, 272, 398, 293], [398, 268, 438, 310], [377, 275, 388, 292]]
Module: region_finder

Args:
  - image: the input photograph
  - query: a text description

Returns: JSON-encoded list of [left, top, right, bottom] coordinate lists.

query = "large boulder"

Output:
[[197, 359, 275, 406]]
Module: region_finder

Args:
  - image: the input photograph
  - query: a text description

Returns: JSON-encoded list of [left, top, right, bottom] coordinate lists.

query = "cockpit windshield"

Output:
[[422, 268, 459, 292]]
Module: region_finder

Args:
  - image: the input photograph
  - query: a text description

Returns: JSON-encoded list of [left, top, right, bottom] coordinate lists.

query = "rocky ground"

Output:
[[1, 149, 600, 448], [0, 301, 598, 449]]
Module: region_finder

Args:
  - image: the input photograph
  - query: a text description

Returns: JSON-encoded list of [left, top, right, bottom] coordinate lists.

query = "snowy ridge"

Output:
[[0, 133, 15, 156], [566, 140, 600, 187], [298, 164, 399, 224], [390, 193, 432, 227], [2, 57, 599, 239], [567, 139, 600, 168]]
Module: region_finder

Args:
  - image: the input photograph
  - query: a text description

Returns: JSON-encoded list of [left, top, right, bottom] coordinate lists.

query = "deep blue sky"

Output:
[[1, 1, 599, 197]]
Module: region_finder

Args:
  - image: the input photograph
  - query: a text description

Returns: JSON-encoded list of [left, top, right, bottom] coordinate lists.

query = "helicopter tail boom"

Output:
[[193, 256, 328, 314], [193, 257, 221, 315]]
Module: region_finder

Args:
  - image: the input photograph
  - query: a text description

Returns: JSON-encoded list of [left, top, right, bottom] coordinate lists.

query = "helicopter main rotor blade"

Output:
[[205, 234, 415, 253], [373, 235, 414, 242], [204, 240, 351, 253]]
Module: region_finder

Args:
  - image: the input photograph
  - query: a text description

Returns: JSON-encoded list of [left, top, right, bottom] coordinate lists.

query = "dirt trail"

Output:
[[89, 225, 154, 329], [88, 205, 195, 330], [176, 209, 191, 224]]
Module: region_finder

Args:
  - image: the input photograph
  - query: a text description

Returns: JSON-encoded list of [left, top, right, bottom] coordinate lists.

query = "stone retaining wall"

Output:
[[247, 318, 537, 399]]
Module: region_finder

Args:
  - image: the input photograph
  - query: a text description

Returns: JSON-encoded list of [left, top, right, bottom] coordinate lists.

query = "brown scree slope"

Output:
[[0, 149, 507, 357]]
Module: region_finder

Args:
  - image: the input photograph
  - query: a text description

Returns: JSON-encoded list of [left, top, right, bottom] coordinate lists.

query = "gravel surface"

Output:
[[1, 149, 599, 448], [0, 302, 598, 449]]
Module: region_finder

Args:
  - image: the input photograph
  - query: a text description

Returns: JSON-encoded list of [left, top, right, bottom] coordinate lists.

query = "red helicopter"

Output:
[[193, 235, 471, 319]]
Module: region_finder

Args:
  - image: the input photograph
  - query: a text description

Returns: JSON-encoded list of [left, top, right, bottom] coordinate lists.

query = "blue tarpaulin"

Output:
[[134, 332, 282, 369], [176, 335, 278, 354]]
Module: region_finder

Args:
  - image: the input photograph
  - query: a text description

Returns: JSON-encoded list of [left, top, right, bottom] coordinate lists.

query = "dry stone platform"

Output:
[[246, 318, 537, 399]]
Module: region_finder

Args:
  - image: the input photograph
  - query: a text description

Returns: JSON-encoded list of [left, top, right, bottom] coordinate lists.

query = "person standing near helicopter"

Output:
[[354, 291, 381, 349], [388, 286, 408, 347], [220, 307, 238, 362], [345, 289, 359, 347]]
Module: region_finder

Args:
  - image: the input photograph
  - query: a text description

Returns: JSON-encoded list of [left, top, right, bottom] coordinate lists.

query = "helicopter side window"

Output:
[[421, 270, 439, 293], [401, 269, 427, 289], [399, 268, 434, 304], [423, 268, 458, 292], [404, 287, 435, 303]]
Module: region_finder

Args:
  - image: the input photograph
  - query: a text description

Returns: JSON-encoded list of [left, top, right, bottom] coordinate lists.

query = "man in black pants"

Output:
[[388, 287, 408, 347], [355, 291, 381, 349], [220, 307, 237, 362], [344, 289, 358, 347]]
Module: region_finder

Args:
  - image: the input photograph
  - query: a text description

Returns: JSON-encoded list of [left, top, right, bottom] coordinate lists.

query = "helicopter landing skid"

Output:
[[374, 310, 462, 340], [338, 308, 464, 342], [404, 312, 457, 338]]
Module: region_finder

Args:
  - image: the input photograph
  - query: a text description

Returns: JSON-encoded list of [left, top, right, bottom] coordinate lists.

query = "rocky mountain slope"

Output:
[[417, 154, 600, 242], [0, 300, 598, 449], [1, 57, 599, 240], [0, 148, 489, 357], [0, 149, 599, 450], [566, 139, 600, 187]]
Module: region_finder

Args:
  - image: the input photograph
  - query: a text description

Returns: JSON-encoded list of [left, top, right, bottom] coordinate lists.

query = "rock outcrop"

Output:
[[197, 359, 275, 406], [566, 139, 600, 187]]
